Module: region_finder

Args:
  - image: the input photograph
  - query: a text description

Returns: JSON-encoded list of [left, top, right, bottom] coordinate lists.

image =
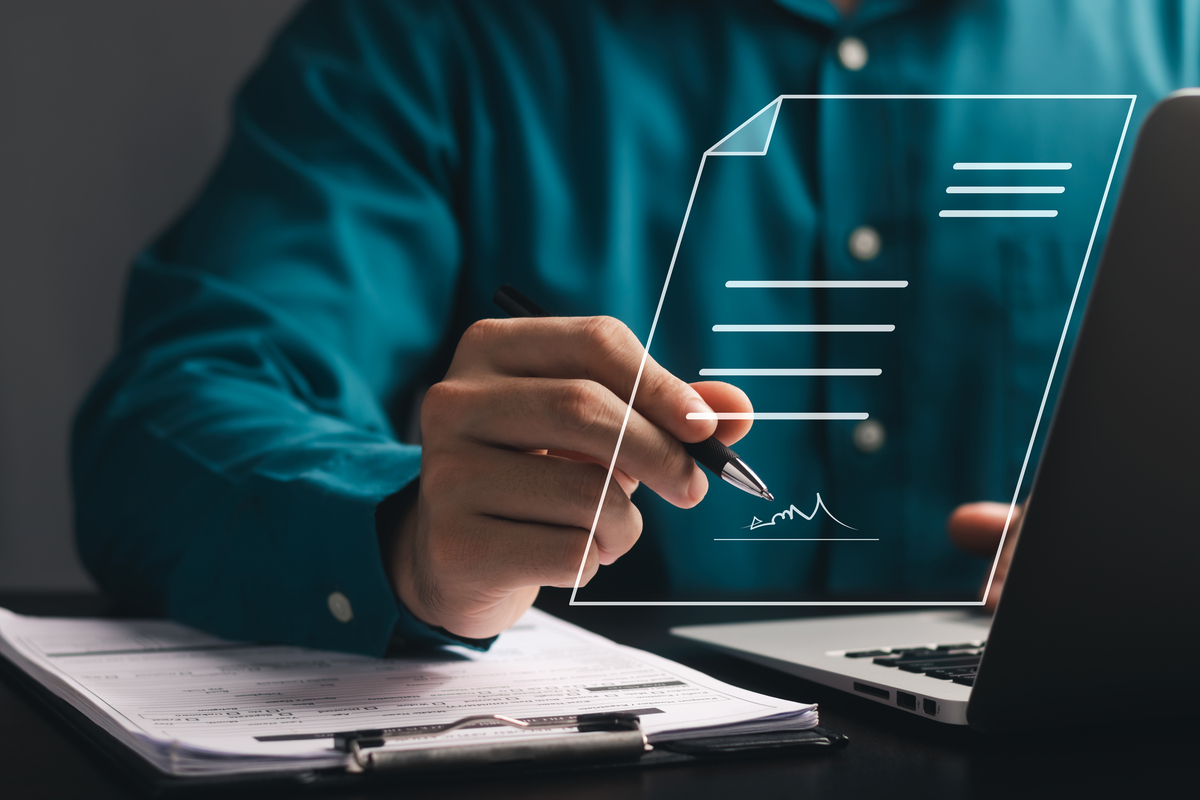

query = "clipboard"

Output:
[[0, 649, 847, 797]]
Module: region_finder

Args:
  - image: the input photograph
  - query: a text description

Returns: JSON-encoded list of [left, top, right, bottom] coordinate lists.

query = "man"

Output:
[[72, 0, 1198, 654]]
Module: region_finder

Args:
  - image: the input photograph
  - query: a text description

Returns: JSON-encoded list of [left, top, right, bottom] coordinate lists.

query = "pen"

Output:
[[493, 284, 774, 502]]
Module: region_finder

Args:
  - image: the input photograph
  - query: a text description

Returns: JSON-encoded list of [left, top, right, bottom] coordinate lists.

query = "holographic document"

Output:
[[575, 95, 1135, 606]]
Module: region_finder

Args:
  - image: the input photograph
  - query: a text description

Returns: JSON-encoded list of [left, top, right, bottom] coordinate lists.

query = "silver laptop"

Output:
[[673, 91, 1200, 732]]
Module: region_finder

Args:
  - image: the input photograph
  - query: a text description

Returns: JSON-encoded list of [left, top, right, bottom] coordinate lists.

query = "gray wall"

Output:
[[0, 0, 301, 590]]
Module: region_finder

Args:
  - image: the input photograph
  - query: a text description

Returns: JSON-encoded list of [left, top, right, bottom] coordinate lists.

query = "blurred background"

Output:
[[0, 0, 300, 591]]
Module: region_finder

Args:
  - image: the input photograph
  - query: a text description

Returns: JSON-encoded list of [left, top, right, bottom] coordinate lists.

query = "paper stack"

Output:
[[0, 606, 816, 776]]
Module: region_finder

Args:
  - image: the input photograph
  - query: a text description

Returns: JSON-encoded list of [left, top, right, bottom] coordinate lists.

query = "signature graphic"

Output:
[[745, 493, 856, 531]]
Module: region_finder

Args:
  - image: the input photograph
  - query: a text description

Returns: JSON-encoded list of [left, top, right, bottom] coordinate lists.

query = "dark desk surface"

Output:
[[2, 591, 1195, 800]]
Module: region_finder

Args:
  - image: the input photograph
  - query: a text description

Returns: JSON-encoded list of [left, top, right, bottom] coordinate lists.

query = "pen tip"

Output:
[[763, 491, 775, 502]]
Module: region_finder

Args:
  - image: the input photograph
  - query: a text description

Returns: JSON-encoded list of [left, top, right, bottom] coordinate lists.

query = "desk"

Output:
[[1, 590, 1194, 799]]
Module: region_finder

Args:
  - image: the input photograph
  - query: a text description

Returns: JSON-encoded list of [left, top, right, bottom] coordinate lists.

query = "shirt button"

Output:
[[848, 225, 881, 261], [837, 37, 869, 71], [853, 420, 886, 453], [327, 591, 354, 623]]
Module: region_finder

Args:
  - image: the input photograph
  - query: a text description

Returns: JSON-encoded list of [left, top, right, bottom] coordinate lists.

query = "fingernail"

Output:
[[684, 396, 713, 425], [687, 466, 709, 504]]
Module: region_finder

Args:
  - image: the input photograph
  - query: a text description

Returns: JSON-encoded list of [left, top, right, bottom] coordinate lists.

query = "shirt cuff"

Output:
[[388, 600, 499, 652]]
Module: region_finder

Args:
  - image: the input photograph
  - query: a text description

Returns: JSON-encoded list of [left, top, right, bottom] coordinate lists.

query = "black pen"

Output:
[[493, 284, 774, 502]]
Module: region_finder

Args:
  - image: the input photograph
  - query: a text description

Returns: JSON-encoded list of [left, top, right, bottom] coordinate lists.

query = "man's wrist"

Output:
[[375, 481, 430, 622], [390, 492, 437, 629], [376, 481, 496, 648]]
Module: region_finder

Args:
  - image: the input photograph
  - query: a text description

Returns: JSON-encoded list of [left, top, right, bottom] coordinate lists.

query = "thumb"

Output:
[[947, 502, 1018, 558]]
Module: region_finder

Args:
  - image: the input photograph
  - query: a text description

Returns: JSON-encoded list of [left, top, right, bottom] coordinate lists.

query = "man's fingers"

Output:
[[545, 449, 640, 497], [432, 376, 703, 507], [947, 501, 1020, 557], [690, 381, 754, 445], [444, 517, 602, 591], [433, 448, 643, 565], [454, 316, 717, 444], [947, 501, 1026, 611]]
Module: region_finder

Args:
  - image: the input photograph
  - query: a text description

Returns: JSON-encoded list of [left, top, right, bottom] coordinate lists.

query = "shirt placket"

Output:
[[815, 24, 911, 593]]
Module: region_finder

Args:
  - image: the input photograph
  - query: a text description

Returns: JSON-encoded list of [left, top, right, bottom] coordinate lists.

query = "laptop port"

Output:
[[897, 691, 917, 710], [853, 682, 889, 700], [923, 698, 937, 716]]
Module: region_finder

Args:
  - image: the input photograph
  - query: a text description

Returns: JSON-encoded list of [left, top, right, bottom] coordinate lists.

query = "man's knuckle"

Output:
[[580, 316, 631, 361], [420, 382, 464, 433], [652, 435, 689, 480], [461, 317, 506, 351], [551, 380, 608, 435], [637, 376, 670, 410], [568, 463, 607, 511], [629, 351, 669, 396]]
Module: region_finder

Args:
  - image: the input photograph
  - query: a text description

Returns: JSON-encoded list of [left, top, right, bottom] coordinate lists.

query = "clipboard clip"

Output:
[[334, 712, 651, 773]]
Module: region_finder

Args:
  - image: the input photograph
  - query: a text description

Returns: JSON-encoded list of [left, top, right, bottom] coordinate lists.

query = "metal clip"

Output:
[[335, 712, 650, 773]]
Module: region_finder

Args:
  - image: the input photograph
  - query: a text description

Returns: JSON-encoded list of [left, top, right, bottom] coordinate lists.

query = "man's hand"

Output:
[[382, 316, 752, 639], [947, 501, 1025, 611]]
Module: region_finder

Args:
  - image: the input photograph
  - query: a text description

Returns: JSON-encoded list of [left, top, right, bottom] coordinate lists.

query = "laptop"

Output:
[[672, 91, 1200, 732]]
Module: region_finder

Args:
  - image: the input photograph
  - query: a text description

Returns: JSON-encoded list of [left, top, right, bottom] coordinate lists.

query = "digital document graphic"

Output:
[[574, 95, 1135, 606]]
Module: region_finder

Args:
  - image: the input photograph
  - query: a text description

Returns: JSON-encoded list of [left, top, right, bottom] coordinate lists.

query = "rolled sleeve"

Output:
[[72, 1, 474, 655]]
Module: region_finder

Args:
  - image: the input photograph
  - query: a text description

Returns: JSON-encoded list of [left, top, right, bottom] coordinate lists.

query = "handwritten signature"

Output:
[[745, 493, 856, 531]]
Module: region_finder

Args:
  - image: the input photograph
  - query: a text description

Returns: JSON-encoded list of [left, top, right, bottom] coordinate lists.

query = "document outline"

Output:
[[570, 94, 1138, 607]]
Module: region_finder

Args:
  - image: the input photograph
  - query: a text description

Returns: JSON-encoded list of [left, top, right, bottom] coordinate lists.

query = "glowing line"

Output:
[[725, 280, 908, 288], [939, 210, 1057, 217], [945, 186, 1064, 194], [699, 368, 881, 376], [713, 324, 894, 332], [685, 412, 869, 420], [710, 323, 892, 333], [570, 155, 710, 604], [715, 538, 881, 541], [759, 99, 783, 155], [953, 162, 1072, 170], [777, 95, 1133, 99], [568, 601, 986, 606]]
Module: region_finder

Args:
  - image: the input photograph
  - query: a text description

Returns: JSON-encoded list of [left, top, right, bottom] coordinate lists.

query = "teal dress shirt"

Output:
[[72, 0, 1200, 655]]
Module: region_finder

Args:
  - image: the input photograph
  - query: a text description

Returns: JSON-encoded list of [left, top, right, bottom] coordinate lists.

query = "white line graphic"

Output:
[[571, 94, 1136, 608], [945, 186, 1065, 194], [567, 601, 1022, 606], [939, 210, 1058, 218], [685, 412, 869, 421], [713, 324, 894, 332], [746, 494, 856, 530], [567, 140, 713, 604], [953, 162, 1072, 170], [706, 97, 782, 157], [725, 280, 908, 288], [699, 368, 881, 376], [778, 95, 1132, 99]]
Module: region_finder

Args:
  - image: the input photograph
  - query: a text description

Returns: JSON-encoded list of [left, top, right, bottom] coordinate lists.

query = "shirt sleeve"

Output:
[[71, 0, 486, 656]]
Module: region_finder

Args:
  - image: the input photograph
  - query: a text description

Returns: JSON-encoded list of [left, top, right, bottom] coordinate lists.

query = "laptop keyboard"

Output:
[[844, 642, 985, 686]]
